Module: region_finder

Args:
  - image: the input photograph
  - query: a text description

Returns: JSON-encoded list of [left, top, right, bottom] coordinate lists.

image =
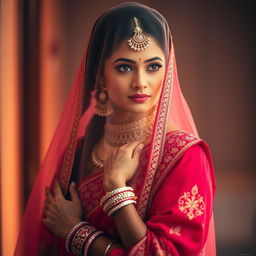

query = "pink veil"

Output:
[[15, 3, 216, 255]]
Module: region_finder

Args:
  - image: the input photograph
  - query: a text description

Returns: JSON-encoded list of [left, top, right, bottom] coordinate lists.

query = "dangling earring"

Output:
[[95, 87, 113, 116]]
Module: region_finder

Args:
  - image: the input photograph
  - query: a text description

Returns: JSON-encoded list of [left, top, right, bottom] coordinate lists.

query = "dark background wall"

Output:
[[21, 1, 256, 255]]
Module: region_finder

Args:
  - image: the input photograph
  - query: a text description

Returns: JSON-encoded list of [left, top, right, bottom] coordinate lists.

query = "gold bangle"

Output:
[[104, 240, 116, 256]]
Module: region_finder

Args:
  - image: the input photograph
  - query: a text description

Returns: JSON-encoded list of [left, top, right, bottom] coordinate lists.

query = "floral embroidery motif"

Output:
[[169, 226, 181, 236], [178, 185, 205, 220]]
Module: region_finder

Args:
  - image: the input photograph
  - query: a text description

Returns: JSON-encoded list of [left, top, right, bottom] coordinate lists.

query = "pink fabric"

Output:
[[45, 131, 215, 255], [108, 132, 215, 255], [15, 3, 216, 255]]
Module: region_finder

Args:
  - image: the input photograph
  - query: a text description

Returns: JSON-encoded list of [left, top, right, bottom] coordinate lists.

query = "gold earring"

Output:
[[95, 88, 113, 116]]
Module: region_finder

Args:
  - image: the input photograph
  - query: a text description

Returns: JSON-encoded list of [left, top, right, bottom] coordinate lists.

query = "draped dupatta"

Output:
[[15, 3, 216, 256]]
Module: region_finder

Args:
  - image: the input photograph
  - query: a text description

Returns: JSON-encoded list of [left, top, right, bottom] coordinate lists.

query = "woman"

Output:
[[15, 2, 216, 256]]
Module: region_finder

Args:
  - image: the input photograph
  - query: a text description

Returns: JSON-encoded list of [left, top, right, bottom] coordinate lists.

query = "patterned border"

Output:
[[137, 39, 175, 219], [130, 236, 147, 256], [59, 57, 86, 194], [151, 139, 201, 196]]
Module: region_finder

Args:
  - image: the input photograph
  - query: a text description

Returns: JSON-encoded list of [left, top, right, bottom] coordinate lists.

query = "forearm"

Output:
[[90, 204, 147, 255], [90, 236, 121, 255], [112, 204, 147, 250]]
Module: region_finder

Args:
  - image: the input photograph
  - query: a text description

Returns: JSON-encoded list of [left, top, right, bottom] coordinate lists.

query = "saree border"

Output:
[[129, 236, 147, 256], [151, 139, 202, 197], [130, 135, 202, 255], [138, 39, 175, 219], [59, 57, 86, 194]]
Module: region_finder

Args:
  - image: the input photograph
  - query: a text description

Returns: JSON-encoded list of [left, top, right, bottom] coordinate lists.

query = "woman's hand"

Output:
[[42, 180, 83, 239], [103, 142, 144, 191]]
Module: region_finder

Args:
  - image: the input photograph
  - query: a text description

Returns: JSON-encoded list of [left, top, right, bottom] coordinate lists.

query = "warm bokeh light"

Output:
[[40, 0, 65, 161], [0, 1, 255, 255], [0, 0, 22, 255]]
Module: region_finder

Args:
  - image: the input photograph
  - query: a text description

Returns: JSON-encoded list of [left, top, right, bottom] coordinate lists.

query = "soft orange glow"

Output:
[[40, 0, 65, 160], [0, 0, 22, 255]]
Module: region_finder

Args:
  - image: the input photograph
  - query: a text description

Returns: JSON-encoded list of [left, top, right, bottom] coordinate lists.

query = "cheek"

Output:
[[106, 74, 130, 95], [151, 72, 165, 93]]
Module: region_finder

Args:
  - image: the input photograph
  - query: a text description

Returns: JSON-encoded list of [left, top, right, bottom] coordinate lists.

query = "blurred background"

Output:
[[0, 0, 255, 255]]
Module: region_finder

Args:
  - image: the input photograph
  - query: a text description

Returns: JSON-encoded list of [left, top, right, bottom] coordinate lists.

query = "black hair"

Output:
[[78, 3, 170, 175], [83, 3, 169, 110]]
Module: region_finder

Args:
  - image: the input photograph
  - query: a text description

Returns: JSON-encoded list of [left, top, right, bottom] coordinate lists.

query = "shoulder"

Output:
[[163, 129, 202, 157], [155, 130, 212, 180], [152, 130, 215, 196]]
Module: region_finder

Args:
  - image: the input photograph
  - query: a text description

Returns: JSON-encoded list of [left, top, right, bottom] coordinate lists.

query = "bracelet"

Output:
[[71, 225, 97, 255], [83, 230, 104, 256], [104, 240, 116, 256], [101, 186, 137, 217], [108, 199, 137, 217], [101, 186, 134, 204], [103, 191, 136, 213], [65, 221, 88, 252], [104, 196, 137, 214]]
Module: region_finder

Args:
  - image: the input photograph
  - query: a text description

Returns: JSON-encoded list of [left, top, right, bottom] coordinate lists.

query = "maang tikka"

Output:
[[95, 80, 113, 116], [128, 17, 151, 51]]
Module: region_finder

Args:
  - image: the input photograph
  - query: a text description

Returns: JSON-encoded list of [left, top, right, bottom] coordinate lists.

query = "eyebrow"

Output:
[[112, 57, 163, 64]]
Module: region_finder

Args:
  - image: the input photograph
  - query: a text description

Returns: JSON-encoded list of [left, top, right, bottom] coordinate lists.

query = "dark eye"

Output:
[[115, 64, 133, 73], [147, 63, 163, 72]]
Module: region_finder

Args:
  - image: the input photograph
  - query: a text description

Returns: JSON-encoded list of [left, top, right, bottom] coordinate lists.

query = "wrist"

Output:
[[103, 178, 126, 192], [64, 218, 82, 239]]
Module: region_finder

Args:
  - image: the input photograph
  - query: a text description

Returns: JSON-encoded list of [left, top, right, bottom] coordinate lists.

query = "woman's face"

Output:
[[103, 37, 166, 119]]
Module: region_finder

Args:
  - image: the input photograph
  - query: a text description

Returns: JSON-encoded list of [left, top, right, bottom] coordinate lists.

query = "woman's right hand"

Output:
[[42, 180, 83, 239], [103, 142, 144, 191]]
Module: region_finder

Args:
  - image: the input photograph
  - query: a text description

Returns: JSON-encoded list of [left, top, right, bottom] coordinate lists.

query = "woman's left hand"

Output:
[[42, 180, 83, 239]]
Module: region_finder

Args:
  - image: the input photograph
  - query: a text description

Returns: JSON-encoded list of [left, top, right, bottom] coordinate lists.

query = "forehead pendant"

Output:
[[128, 17, 151, 51]]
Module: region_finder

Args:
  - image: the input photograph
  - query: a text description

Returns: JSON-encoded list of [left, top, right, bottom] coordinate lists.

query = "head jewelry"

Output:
[[128, 17, 151, 51]]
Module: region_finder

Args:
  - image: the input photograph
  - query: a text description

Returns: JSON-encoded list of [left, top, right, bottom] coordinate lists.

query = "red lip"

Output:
[[128, 94, 150, 98], [128, 94, 150, 103]]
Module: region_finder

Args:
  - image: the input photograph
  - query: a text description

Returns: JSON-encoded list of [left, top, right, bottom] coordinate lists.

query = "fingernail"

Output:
[[71, 182, 76, 187], [139, 144, 144, 149]]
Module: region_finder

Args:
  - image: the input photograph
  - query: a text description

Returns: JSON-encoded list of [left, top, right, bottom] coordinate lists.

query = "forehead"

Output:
[[106, 37, 165, 62]]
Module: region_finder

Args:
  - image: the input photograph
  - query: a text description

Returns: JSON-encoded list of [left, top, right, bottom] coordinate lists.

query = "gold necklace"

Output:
[[104, 107, 156, 146], [91, 107, 156, 168], [91, 147, 104, 169]]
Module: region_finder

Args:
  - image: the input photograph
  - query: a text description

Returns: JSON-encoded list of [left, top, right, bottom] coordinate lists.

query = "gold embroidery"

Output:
[[178, 185, 205, 220], [169, 226, 181, 236], [138, 41, 175, 219]]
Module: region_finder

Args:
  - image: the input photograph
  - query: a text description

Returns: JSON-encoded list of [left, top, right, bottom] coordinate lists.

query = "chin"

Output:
[[117, 103, 154, 115]]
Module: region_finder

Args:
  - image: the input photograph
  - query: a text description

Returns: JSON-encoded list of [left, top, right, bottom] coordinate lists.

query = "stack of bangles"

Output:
[[100, 186, 137, 217], [65, 186, 136, 255], [65, 221, 115, 256]]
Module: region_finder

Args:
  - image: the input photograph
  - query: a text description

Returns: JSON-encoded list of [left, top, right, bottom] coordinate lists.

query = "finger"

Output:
[[42, 217, 53, 229], [45, 187, 54, 201], [53, 180, 64, 199], [122, 141, 141, 149], [123, 141, 143, 157], [69, 182, 80, 203], [43, 205, 49, 216], [42, 217, 48, 226], [132, 143, 144, 159]]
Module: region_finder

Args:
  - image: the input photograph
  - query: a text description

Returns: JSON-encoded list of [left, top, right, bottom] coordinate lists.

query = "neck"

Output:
[[104, 106, 157, 146], [108, 110, 147, 124], [108, 105, 157, 124]]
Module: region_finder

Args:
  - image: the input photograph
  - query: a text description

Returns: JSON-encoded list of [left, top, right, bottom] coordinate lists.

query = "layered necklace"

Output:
[[91, 107, 156, 169]]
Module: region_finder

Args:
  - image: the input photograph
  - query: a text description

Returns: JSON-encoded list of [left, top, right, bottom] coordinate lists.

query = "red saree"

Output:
[[15, 3, 216, 255], [50, 130, 215, 255]]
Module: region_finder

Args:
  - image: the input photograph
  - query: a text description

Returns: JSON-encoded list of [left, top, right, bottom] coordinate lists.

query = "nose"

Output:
[[131, 69, 148, 90]]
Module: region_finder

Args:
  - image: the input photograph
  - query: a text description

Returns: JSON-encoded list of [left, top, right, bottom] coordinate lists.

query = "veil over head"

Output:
[[15, 2, 216, 255]]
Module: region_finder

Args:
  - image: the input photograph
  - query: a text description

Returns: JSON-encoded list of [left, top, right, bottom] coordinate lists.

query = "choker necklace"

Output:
[[104, 106, 156, 146], [91, 106, 157, 168]]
